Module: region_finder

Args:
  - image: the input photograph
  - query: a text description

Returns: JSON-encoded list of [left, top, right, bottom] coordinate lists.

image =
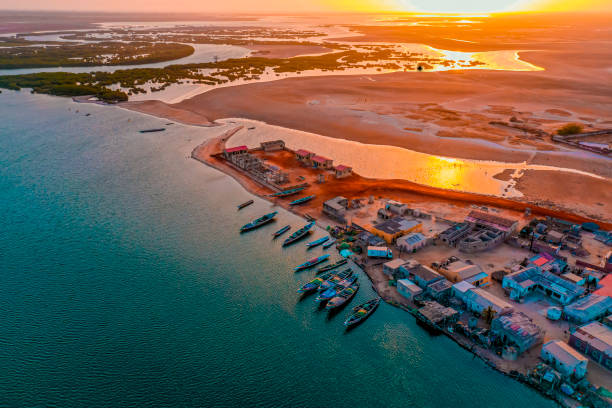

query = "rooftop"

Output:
[[335, 164, 351, 171], [295, 149, 314, 156], [574, 322, 612, 353], [428, 279, 452, 293], [565, 294, 612, 314], [418, 301, 458, 325], [453, 281, 475, 294], [493, 311, 542, 337], [384, 258, 408, 269], [224, 145, 248, 153], [404, 264, 442, 282], [466, 210, 517, 231], [398, 232, 426, 245], [505, 267, 585, 298], [312, 155, 332, 163], [467, 288, 514, 311], [374, 217, 420, 235], [594, 274, 612, 298], [542, 340, 588, 366]]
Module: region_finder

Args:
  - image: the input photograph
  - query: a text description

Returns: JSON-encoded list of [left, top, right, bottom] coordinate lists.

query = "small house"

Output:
[[368, 217, 422, 244], [295, 149, 315, 165], [401, 264, 443, 289], [438, 259, 485, 284], [385, 200, 408, 216], [427, 279, 453, 301], [464, 288, 514, 316], [322, 196, 348, 221], [569, 322, 612, 371], [260, 140, 285, 152], [223, 145, 248, 159], [396, 232, 427, 253], [452, 281, 475, 302], [541, 340, 588, 379], [311, 155, 333, 170], [491, 312, 543, 354], [397, 279, 423, 301], [334, 165, 352, 179], [464, 272, 491, 288], [383, 259, 409, 279], [564, 294, 612, 324]]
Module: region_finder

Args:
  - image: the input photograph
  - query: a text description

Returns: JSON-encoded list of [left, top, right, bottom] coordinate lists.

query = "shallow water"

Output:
[[0, 91, 557, 407]]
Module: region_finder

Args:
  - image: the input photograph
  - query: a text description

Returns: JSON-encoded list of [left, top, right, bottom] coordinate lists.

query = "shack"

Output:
[[541, 340, 588, 379], [397, 279, 423, 301], [383, 258, 409, 279], [334, 165, 352, 179], [322, 196, 348, 222], [401, 263, 443, 289], [311, 155, 333, 170], [223, 145, 248, 159], [260, 140, 285, 152], [427, 279, 453, 301], [491, 312, 543, 354], [418, 301, 459, 326], [295, 149, 315, 165]]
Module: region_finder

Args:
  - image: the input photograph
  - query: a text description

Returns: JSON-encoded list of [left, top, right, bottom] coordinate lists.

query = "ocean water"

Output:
[[0, 91, 556, 408]]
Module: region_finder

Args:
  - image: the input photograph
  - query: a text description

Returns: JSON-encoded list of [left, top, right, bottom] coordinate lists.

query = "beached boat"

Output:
[[344, 298, 381, 327], [297, 272, 333, 294], [139, 128, 166, 133], [282, 222, 315, 246], [318, 268, 353, 292], [306, 236, 329, 248], [326, 281, 360, 309], [270, 186, 306, 198], [237, 199, 254, 210], [240, 211, 278, 232], [316, 258, 347, 273], [273, 225, 291, 238], [322, 239, 337, 249], [315, 276, 357, 303], [289, 195, 315, 206], [294, 254, 330, 271]]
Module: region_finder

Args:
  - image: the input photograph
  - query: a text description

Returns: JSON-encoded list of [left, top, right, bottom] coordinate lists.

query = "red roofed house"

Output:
[[295, 149, 315, 165], [223, 145, 248, 159], [594, 275, 612, 298], [312, 155, 333, 170], [334, 165, 352, 179]]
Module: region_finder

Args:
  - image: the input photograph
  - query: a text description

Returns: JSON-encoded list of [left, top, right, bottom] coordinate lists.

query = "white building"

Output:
[[541, 340, 588, 379], [397, 232, 427, 253]]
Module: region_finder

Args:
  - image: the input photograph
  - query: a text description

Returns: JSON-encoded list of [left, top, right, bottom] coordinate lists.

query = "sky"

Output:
[[2, 0, 611, 13]]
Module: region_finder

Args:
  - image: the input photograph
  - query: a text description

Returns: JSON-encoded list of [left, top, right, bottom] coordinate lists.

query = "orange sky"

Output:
[[5, 0, 612, 13]]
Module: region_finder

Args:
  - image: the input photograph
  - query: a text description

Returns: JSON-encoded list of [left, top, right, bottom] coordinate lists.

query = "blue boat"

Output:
[[270, 186, 306, 197], [273, 225, 291, 238], [322, 239, 336, 249], [294, 254, 330, 271], [289, 195, 315, 206], [240, 211, 277, 232], [306, 236, 329, 248], [316, 275, 357, 303], [283, 222, 315, 246]]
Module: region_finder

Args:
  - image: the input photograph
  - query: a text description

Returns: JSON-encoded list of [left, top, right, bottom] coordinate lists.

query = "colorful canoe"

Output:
[[344, 298, 381, 327], [297, 272, 333, 294], [316, 258, 347, 274], [326, 281, 360, 310], [316, 276, 357, 303], [294, 254, 330, 271], [322, 239, 337, 249], [270, 186, 306, 197], [283, 222, 315, 246], [237, 199, 254, 210], [273, 225, 291, 238], [306, 236, 329, 248], [240, 211, 277, 232], [318, 268, 353, 291], [289, 195, 315, 206]]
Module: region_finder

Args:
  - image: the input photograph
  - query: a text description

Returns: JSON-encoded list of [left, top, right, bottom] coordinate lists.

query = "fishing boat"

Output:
[[316, 258, 347, 274], [270, 186, 306, 198], [273, 225, 291, 238], [237, 199, 254, 210], [294, 254, 330, 272], [322, 239, 337, 249], [139, 128, 166, 133], [297, 272, 333, 294], [326, 281, 360, 310], [240, 211, 278, 232], [282, 222, 315, 246], [289, 195, 315, 206], [315, 276, 357, 303], [306, 236, 329, 248], [344, 298, 381, 327], [318, 268, 353, 292]]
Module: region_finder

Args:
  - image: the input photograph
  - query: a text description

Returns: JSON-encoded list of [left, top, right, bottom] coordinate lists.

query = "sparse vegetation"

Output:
[[556, 123, 583, 136]]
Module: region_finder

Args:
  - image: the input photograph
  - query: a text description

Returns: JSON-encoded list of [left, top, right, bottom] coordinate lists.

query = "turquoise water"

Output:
[[0, 91, 556, 408]]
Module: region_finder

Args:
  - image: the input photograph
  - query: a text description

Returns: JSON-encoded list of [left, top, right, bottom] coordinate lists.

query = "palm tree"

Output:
[[483, 306, 497, 325]]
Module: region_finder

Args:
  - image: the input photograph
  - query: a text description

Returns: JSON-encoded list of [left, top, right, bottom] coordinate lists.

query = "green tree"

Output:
[[557, 123, 583, 136], [482, 306, 497, 325]]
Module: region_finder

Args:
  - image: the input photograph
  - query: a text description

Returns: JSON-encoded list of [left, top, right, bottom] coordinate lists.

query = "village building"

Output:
[[561, 272, 585, 286], [223, 145, 248, 159], [396, 232, 427, 253], [569, 322, 612, 371], [383, 258, 409, 279], [259, 140, 285, 152], [334, 165, 352, 179], [464, 288, 514, 316], [437, 259, 487, 284], [322, 196, 348, 222], [452, 281, 475, 302], [427, 279, 453, 301], [546, 230, 564, 244], [311, 155, 333, 170], [457, 211, 518, 253], [502, 266, 585, 305], [385, 200, 409, 216], [564, 294, 612, 324], [397, 279, 423, 301], [464, 271, 491, 288], [295, 149, 315, 165], [594, 274, 612, 298], [491, 312, 543, 354], [367, 217, 422, 244], [354, 230, 386, 253], [439, 222, 471, 246], [541, 340, 588, 379], [418, 301, 459, 326], [528, 253, 568, 274], [400, 263, 443, 289]]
